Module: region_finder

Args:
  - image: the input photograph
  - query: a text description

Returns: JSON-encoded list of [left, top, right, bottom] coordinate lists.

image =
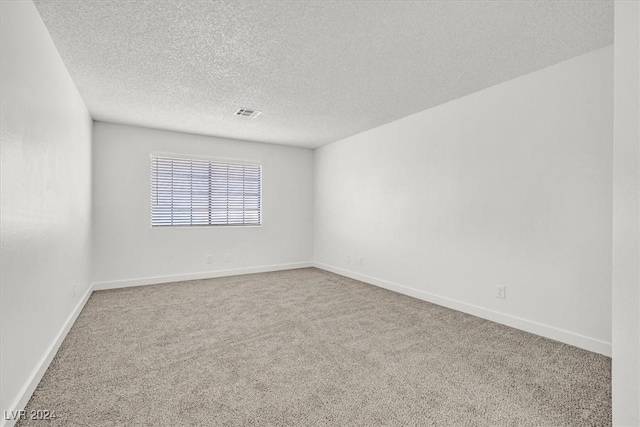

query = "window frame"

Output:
[[149, 152, 263, 228]]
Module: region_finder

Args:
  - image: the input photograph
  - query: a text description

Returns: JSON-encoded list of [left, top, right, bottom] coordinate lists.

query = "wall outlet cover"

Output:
[[496, 285, 506, 299]]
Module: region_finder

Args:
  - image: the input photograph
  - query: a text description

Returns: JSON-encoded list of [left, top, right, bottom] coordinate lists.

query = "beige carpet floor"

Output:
[[19, 268, 610, 426]]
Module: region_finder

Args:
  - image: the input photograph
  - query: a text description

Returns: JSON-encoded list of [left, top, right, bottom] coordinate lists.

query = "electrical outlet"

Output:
[[224, 253, 230, 263], [72, 284, 77, 296], [358, 256, 363, 265], [346, 255, 351, 264], [206, 255, 213, 264], [496, 285, 506, 299]]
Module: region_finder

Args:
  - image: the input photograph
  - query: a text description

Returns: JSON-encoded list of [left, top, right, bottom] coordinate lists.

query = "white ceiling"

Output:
[[34, 1, 613, 149]]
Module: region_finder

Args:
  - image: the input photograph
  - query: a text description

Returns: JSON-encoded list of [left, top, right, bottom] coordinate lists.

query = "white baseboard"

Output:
[[2, 284, 94, 427], [92, 262, 314, 291], [313, 262, 611, 357]]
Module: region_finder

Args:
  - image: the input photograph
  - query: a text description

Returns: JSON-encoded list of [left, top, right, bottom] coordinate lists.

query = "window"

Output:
[[150, 155, 261, 227]]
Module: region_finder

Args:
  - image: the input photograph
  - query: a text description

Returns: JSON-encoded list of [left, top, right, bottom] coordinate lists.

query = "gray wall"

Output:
[[314, 46, 613, 355], [0, 1, 93, 422], [91, 122, 314, 288], [612, 2, 640, 425]]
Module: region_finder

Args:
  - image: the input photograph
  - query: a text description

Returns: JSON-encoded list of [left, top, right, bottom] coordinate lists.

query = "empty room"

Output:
[[1, 1, 639, 426]]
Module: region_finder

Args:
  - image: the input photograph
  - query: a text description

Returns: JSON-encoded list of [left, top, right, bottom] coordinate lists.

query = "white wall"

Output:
[[92, 122, 314, 288], [612, 2, 640, 425], [0, 1, 93, 424], [314, 46, 613, 355]]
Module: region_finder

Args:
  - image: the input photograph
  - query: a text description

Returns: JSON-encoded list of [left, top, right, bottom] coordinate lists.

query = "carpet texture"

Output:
[[18, 268, 611, 426]]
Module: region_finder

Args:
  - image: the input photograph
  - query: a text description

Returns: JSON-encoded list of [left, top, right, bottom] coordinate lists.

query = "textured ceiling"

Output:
[[34, 1, 613, 149]]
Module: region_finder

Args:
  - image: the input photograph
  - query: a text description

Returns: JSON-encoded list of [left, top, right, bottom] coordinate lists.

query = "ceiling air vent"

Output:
[[235, 108, 262, 118]]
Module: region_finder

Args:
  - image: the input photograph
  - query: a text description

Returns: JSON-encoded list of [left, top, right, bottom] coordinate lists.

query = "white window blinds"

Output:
[[151, 155, 261, 227]]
